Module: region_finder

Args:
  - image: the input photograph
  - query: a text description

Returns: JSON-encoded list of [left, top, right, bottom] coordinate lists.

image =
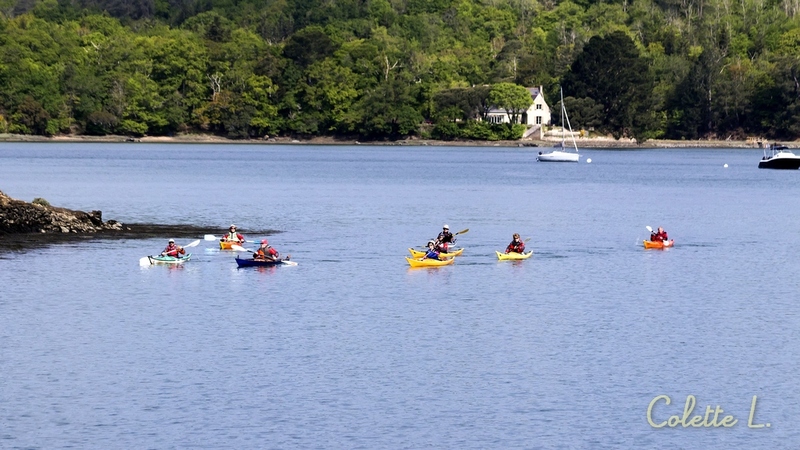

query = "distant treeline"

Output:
[[2, 0, 800, 142]]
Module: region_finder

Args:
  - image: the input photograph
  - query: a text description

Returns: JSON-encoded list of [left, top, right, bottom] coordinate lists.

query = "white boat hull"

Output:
[[758, 151, 800, 169], [537, 150, 580, 162]]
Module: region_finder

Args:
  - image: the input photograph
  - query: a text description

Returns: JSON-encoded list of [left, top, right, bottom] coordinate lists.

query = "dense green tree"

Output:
[[346, 74, 423, 138], [283, 26, 338, 68], [665, 47, 715, 139], [562, 31, 655, 140], [4, 0, 800, 141]]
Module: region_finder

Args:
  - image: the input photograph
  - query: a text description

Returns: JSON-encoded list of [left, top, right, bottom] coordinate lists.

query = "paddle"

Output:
[[232, 244, 297, 266], [646, 226, 653, 233], [139, 239, 200, 266], [207, 234, 246, 243]]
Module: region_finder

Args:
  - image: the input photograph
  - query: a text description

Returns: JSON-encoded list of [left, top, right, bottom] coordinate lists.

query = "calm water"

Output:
[[1, 143, 799, 449]]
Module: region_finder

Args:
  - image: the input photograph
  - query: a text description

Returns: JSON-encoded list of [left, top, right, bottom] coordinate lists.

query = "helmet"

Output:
[[443, 224, 449, 230], [261, 239, 268, 245], [230, 224, 236, 229], [427, 240, 436, 246], [168, 239, 175, 243]]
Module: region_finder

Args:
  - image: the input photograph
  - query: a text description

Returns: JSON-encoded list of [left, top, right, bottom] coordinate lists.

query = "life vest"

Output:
[[507, 242, 525, 253], [256, 246, 278, 258], [163, 244, 184, 257]]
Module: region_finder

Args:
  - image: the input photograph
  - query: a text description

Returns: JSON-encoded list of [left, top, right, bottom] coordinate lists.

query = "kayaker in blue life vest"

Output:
[[650, 227, 669, 242], [505, 233, 525, 254], [161, 239, 186, 257], [221, 224, 244, 244], [435, 224, 456, 252], [423, 240, 440, 260], [253, 239, 280, 261]]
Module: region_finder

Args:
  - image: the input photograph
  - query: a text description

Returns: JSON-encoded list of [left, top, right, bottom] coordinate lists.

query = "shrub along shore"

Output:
[[0, 133, 771, 149]]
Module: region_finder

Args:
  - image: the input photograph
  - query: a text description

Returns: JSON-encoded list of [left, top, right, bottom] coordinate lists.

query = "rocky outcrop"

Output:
[[0, 190, 124, 235]]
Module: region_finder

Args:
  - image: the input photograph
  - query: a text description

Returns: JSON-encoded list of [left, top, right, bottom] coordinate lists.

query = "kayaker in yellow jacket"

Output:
[[221, 224, 244, 244]]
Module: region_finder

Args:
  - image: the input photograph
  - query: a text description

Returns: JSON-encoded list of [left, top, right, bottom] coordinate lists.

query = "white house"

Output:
[[485, 86, 552, 128]]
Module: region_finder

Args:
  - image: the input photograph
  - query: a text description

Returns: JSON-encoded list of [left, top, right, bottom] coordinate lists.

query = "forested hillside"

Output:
[[2, 0, 800, 141]]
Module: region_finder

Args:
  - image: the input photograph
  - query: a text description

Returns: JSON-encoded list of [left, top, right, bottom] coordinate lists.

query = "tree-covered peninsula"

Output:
[[1, 0, 800, 142]]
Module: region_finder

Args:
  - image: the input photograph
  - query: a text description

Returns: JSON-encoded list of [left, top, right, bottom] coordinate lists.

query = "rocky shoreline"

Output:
[[0, 190, 125, 235], [0, 132, 777, 148], [0, 191, 277, 252]]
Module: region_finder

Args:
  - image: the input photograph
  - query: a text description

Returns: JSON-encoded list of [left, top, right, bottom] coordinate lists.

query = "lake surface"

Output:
[[1, 143, 798, 449]]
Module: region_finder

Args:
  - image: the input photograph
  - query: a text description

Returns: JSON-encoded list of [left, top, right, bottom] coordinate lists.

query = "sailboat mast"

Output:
[[560, 87, 565, 144]]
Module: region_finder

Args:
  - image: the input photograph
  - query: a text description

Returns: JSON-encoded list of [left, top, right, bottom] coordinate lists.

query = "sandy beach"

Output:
[[0, 132, 781, 149]]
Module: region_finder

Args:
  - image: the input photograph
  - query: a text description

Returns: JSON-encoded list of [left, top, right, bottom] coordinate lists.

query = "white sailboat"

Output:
[[537, 87, 581, 163]]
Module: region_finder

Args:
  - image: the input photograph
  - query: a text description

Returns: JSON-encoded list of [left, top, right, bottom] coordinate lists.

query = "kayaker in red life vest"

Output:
[[435, 224, 456, 252], [161, 239, 186, 257], [423, 241, 440, 260], [505, 233, 525, 254], [650, 227, 669, 242], [254, 240, 280, 261], [221, 224, 244, 243]]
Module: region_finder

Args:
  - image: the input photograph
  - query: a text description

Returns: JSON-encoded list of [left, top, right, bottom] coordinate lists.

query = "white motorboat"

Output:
[[537, 87, 581, 163], [758, 143, 800, 169]]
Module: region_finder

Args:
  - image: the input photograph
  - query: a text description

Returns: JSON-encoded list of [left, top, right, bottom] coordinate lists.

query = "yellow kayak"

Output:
[[496, 251, 533, 260], [406, 257, 455, 268], [219, 240, 245, 250], [407, 247, 464, 258]]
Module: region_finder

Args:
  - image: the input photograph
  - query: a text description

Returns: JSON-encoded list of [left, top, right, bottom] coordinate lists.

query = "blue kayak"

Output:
[[235, 256, 283, 268]]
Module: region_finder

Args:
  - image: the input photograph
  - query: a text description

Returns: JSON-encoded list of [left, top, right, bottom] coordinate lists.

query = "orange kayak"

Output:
[[643, 239, 674, 249]]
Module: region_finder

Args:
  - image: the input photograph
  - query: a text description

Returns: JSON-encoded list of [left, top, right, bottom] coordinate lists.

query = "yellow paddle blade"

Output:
[[455, 228, 469, 235]]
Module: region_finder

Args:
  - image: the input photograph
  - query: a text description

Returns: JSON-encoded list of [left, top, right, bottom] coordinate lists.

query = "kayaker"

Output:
[[221, 224, 244, 244], [161, 239, 186, 257], [422, 241, 440, 260], [505, 233, 525, 254], [435, 224, 456, 252], [650, 227, 669, 242], [254, 239, 280, 261]]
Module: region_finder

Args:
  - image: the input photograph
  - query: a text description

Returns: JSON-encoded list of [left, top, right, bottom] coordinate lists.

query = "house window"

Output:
[[536, 104, 542, 110], [536, 116, 542, 125]]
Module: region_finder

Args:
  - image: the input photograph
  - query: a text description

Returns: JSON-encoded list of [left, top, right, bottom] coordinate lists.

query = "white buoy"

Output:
[[724, 164, 728, 168], [586, 158, 592, 164]]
